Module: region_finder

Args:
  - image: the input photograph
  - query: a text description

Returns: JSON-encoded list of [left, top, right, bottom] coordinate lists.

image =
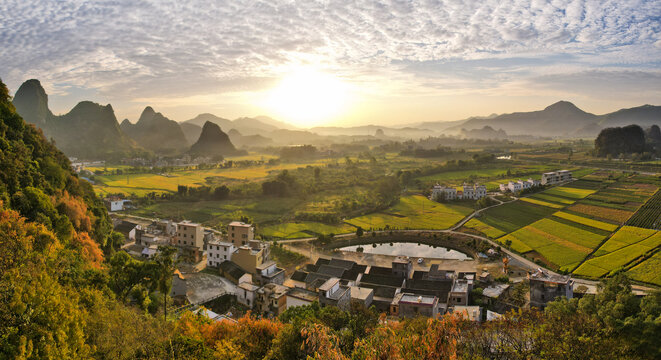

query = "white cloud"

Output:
[[0, 0, 659, 122]]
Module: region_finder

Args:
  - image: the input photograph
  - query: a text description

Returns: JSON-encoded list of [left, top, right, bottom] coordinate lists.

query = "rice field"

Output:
[[496, 218, 607, 271], [626, 252, 661, 286], [552, 211, 619, 232], [574, 230, 661, 278], [463, 218, 506, 238], [479, 201, 556, 233], [528, 193, 576, 205], [626, 190, 661, 230], [543, 186, 596, 200], [260, 222, 356, 239], [567, 203, 633, 224], [345, 195, 473, 230], [592, 226, 656, 257], [520, 197, 564, 209]]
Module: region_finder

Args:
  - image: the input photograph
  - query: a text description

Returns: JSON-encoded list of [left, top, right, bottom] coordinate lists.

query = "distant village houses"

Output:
[[431, 184, 487, 201]]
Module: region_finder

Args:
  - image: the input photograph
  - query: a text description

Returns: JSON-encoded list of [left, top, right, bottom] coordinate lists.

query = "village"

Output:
[[112, 210, 578, 323]]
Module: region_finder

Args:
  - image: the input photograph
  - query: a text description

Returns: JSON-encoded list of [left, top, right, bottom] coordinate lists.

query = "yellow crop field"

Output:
[[544, 186, 597, 199], [568, 203, 633, 224], [346, 195, 473, 230], [520, 197, 564, 209], [552, 211, 618, 232], [463, 218, 506, 238], [260, 222, 356, 239]]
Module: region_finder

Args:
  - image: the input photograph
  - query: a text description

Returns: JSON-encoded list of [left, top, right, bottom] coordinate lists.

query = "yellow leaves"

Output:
[[72, 231, 104, 269]]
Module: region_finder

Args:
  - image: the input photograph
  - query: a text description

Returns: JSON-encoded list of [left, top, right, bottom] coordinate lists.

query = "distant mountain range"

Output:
[[428, 101, 661, 137], [11, 79, 660, 160]]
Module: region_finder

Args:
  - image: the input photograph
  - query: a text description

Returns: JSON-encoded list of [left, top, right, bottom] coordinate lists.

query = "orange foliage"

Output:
[[72, 231, 104, 268], [0, 207, 59, 275], [53, 191, 92, 232], [177, 312, 283, 360]]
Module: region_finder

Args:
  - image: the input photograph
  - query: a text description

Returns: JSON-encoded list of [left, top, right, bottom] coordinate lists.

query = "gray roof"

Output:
[[317, 264, 346, 278], [482, 284, 510, 299], [328, 258, 356, 270], [360, 273, 405, 288]]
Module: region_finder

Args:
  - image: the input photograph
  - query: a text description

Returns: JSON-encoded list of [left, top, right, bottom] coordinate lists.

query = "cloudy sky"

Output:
[[1, 0, 660, 127]]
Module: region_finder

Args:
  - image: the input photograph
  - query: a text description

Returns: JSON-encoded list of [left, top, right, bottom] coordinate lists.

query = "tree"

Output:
[[356, 227, 364, 237], [150, 246, 178, 319]]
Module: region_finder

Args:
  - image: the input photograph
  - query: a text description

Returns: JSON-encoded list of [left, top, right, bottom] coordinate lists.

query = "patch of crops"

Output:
[[480, 201, 556, 233], [626, 190, 661, 229], [520, 197, 564, 209], [552, 211, 619, 232], [568, 203, 633, 224], [627, 252, 661, 286]]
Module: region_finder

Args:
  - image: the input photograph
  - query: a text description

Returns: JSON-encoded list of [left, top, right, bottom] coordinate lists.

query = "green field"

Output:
[[93, 161, 332, 196], [129, 197, 304, 226], [574, 230, 661, 278], [520, 197, 564, 209], [592, 226, 656, 257], [497, 218, 607, 271], [552, 211, 619, 232], [345, 195, 473, 230], [261, 222, 356, 239], [543, 186, 596, 199], [478, 201, 556, 233], [463, 218, 506, 238], [528, 193, 576, 205], [626, 252, 661, 286]]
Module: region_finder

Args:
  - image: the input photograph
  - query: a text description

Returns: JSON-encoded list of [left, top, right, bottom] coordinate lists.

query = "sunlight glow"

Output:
[[263, 68, 351, 127]]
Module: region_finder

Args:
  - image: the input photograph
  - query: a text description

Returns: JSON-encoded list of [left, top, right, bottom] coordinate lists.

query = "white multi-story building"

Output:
[[541, 170, 572, 185], [207, 239, 236, 267], [500, 178, 541, 193], [431, 184, 458, 201], [432, 184, 487, 201]]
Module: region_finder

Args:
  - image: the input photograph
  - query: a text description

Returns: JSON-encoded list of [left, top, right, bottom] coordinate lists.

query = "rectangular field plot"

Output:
[[543, 186, 596, 199], [345, 195, 473, 230], [463, 218, 506, 238], [261, 222, 356, 239], [591, 226, 656, 256], [529, 193, 576, 205], [552, 211, 619, 232], [575, 231, 661, 277], [479, 201, 557, 234], [564, 179, 604, 190], [567, 203, 634, 224], [497, 218, 606, 269], [520, 197, 564, 209], [626, 190, 661, 230], [627, 252, 661, 286]]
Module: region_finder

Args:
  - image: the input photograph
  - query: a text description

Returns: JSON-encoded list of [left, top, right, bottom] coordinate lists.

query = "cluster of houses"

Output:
[[498, 170, 572, 194], [104, 196, 133, 212], [431, 183, 488, 202], [233, 256, 491, 320], [114, 217, 575, 321]]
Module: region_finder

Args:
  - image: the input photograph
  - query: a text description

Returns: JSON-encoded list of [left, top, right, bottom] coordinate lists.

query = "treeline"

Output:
[[594, 124, 661, 158], [400, 145, 457, 158]]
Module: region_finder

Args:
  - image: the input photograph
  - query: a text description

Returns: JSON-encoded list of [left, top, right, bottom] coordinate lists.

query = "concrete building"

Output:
[[228, 221, 254, 247], [391, 293, 440, 318], [431, 184, 458, 201], [392, 256, 413, 279], [286, 287, 318, 309], [318, 277, 351, 311], [449, 279, 472, 306], [232, 242, 268, 274], [255, 283, 289, 318], [207, 240, 235, 268], [431, 184, 487, 201], [255, 260, 286, 286], [104, 197, 131, 212], [350, 286, 374, 308], [541, 170, 572, 185], [175, 220, 204, 249], [529, 269, 573, 308], [237, 281, 259, 308], [171, 270, 187, 298]]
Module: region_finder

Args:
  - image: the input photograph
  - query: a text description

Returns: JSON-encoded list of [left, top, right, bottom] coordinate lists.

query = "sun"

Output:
[[263, 68, 351, 127]]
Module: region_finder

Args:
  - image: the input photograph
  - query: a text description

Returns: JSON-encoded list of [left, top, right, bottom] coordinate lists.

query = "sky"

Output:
[[1, 0, 660, 128]]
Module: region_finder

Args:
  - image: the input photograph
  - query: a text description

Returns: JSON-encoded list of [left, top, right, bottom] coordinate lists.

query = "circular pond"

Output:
[[339, 242, 471, 260]]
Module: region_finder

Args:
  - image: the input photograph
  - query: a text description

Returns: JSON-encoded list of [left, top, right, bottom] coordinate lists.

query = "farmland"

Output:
[[519, 197, 564, 209], [626, 252, 661, 286], [462, 218, 506, 239], [477, 201, 556, 234], [345, 195, 473, 230], [627, 190, 661, 229], [260, 222, 356, 239], [542, 186, 596, 199], [552, 211, 618, 232], [573, 231, 661, 278], [566, 203, 633, 224]]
